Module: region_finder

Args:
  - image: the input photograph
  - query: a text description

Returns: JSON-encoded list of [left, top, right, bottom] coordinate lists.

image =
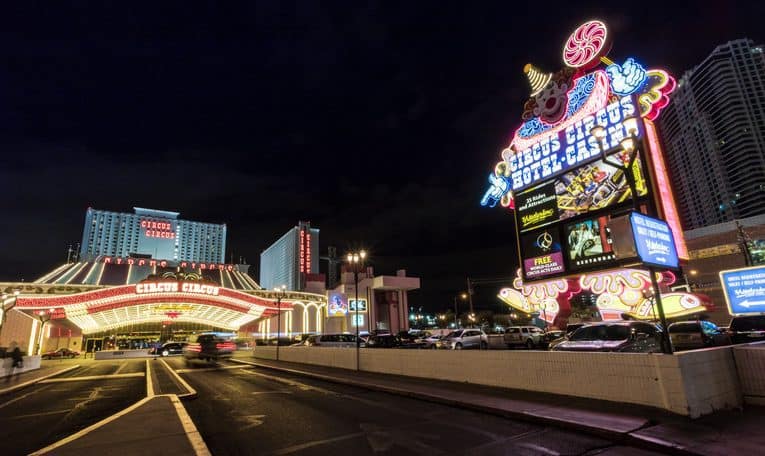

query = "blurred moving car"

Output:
[[669, 321, 730, 350], [728, 315, 765, 344], [539, 330, 566, 349], [546, 323, 590, 350], [183, 334, 235, 363], [504, 326, 544, 349], [551, 321, 662, 353], [153, 342, 188, 357], [436, 329, 488, 350], [41, 348, 79, 359]]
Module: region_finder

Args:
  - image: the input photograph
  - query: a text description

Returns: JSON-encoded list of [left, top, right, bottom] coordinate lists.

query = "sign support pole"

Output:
[[649, 266, 673, 354]]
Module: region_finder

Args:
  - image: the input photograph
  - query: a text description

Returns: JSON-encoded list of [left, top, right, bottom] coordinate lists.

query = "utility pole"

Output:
[[466, 278, 474, 314]]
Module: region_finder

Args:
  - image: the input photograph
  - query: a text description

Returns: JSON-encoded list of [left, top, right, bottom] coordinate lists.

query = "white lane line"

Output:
[[517, 443, 560, 455], [237, 369, 337, 394], [28, 397, 153, 456], [159, 358, 197, 399], [0, 364, 80, 395], [168, 394, 212, 456], [114, 361, 128, 375], [39, 372, 145, 383], [175, 365, 251, 374], [146, 359, 154, 397], [271, 432, 366, 455], [0, 385, 53, 410], [11, 409, 71, 419]]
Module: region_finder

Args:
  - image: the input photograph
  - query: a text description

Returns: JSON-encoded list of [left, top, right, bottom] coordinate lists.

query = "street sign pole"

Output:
[[649, 266, 672, 354]]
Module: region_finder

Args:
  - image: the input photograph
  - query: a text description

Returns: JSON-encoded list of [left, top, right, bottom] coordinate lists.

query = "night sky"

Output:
[[2, 2, 763, 313]]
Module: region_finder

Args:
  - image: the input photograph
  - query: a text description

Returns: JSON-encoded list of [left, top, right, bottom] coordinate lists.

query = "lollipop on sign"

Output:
[[562, 20, 613, 69]]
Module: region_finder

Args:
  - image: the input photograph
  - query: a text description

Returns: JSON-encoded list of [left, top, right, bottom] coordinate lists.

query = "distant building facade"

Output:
[[260, 221, 319, 291], [79, 207, 226, 263], [660, 39, 765, 230]]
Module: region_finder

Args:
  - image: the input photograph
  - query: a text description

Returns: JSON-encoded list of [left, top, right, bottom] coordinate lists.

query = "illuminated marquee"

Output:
[[100, 256, 236, 271], [506, 95, 640, 192], [299, 229, 312, 274], [136, 282, 220, 296], [141, 219, 176, 239]]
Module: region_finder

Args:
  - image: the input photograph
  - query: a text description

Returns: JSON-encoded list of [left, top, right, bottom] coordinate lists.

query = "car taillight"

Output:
[[187, 343, 201, 352], [216, 342, 235, 350]]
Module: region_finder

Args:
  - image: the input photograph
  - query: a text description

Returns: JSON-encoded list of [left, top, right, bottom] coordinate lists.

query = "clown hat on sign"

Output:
[[524, 64, 552, 96]]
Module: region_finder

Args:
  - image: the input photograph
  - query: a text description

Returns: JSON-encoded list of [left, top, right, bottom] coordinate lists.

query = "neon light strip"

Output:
[[63, 262, 89, 285], [644, 120, 689, 260], [34, 263, 72, 283], [82, 262, 100, 284], [125, 264, 132, 285]]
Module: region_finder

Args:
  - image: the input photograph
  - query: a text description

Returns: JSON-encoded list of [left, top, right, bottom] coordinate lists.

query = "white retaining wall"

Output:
[[251, 346, 743, 418], [0, 355, 41, 377], [733, 343, 765, 406]]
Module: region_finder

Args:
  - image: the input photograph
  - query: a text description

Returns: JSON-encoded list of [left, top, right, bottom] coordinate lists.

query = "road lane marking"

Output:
[[39, 372, 145, 383], [11, 409, 71, 419], [251, 391, 291, 395], [114, 361, 128, 375], [168, 394, 212, 456], [0, 385, 53, 409], [237, 368, 337, 394], [517, 443, 560, 455], [0, 364, 80, 395], [271, 432, 366, 455], [146, 359, 155, 397], [159, 358, 197, 398], [175, 364, 251, 374]]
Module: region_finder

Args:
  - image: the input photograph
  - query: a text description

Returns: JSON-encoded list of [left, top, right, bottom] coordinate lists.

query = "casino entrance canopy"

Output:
[[2, 258, 326, 335], [11, 282, 306, 334]]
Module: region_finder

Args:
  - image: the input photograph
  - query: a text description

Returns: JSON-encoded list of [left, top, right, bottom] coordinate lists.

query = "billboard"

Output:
[[564, 215, 615, 270], [516, 153, 647, 233], [349, 299, 367, 312], [327, 291, 348, 317], [720, 266, 765, 315], [520, 228, 566, 279]]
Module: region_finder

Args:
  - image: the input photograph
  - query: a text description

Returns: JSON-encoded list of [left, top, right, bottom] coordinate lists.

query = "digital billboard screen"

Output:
[[327, 291, 348, 317], [515, 153, 646, 233], [565, 215, 615, 270], [520, 228, 566, 280]]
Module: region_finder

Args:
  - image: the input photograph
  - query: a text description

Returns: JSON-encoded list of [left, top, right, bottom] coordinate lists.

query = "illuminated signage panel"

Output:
[[327, 291, 348, 317], [630, 212, 679, 269], [516, 182, 560, 232], [720, 266, 765, 315], [508, 96, 641, 193], [520, 229, 566, 279], [349, 299, 367, 312], [135, 282, 220, 296], [564, 215, 615, 270]]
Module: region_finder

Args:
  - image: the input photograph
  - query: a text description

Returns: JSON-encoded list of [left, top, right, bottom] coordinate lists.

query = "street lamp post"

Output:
[[275, 285, 286, 361], [347, 250, 366, 371], [35, 308, 55, 355], [452, 292, 467, 328]]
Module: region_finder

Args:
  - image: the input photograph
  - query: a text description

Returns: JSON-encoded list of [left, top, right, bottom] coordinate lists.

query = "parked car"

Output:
[[152, 342, 188, 357], [668, 321, 730, 350], [728, 315, 765, 344], [183, 334, 236, 363], [300, 334, 361, 348], [551, 321, 663, 353], [41, 348, 79, 359], [504, 326, 545, 349], [539, 330, 566, 349], [416, 332, 444, 349], [436, 329, 488, 350]]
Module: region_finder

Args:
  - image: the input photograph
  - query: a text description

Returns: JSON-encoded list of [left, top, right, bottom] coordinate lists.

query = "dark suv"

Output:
[[183, 334, 235, 363], [729, 315, 765, 344]]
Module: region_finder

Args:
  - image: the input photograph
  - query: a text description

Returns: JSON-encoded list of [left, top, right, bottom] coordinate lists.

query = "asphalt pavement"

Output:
[[165, 357, 663, 455], [0, 359, 146, 455]]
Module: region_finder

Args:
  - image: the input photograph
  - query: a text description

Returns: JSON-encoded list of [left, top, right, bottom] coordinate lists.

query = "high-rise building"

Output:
[[79, 207, 226, 263], [660, 39, 765, 230], [260, 221, 319, 291]]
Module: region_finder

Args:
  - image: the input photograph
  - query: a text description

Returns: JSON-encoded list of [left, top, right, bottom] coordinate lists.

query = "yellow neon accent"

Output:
[[600, 56, 614, 65], [524, 63, 553, 96]]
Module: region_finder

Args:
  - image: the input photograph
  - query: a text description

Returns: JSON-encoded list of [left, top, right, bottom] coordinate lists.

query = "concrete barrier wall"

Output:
[[733, 343, 765, 406], [0, 355, 41, 378], [250, 346, 743, 418]]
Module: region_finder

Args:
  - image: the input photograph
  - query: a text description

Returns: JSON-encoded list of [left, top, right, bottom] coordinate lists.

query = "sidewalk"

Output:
[[30, 394, 210, 456], [233, 356, 765, 456]]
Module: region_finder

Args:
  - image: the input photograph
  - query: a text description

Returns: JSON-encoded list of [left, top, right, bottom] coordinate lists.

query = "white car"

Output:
[[436, 329, 488, 350], [504, 326, 544, 349]]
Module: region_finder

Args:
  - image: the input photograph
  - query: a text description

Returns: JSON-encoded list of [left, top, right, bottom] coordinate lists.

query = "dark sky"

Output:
[[2, 1, 763, 313]]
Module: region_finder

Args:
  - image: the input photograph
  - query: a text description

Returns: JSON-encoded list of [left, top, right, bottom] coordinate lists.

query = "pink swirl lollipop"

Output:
[[563, 20, 610, 69]]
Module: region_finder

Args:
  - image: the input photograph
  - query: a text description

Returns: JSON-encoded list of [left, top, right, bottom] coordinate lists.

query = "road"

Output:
[[0, 359, 146, 455], [167, 358, 660, 456]]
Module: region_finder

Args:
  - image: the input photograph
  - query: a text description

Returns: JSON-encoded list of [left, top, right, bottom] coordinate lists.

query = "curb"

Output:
[[232, 358, 702, 456], [159, 358, 197, 399], [0, 365, 81, 396]]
